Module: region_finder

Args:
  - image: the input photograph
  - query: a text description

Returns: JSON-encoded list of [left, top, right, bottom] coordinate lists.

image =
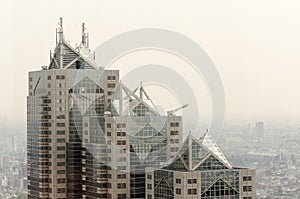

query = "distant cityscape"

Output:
[[0, 121, 299, 198]]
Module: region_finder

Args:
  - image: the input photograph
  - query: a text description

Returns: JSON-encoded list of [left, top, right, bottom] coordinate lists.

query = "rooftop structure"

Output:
[[145, 132, 256, 199]]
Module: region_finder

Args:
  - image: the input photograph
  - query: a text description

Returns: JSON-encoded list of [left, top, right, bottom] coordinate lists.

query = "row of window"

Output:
[[170, 130, 179, 135], [175, 178, 197, 184], [175, 188, 197, 195], [106, 123, 127, 128], [243, 186, 252, 192], [243, 176, 252, 181], [107, 76, 116, 80], [170, 122, 180, 127]]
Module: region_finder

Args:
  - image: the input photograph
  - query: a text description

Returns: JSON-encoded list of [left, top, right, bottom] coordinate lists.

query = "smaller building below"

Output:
[[145, 132, 256, 199]]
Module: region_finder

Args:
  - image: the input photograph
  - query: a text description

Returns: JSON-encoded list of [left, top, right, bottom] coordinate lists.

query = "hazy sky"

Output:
[[1, 0, 300, 126]]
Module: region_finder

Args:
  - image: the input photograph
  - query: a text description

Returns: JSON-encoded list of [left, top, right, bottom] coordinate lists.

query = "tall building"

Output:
[[27, 19, 117, 198], [255, 121, 264, 138], [27, 19, 255, 199], [27, 19, 182, 199]]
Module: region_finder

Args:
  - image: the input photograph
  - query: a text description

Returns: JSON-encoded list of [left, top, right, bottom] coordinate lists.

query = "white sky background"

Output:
[[1, 0, 300, 126]]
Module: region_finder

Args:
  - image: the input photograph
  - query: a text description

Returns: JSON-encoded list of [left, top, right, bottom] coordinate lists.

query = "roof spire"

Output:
[[81, 22, 86, 46], [59, 17, 63, 32], [58, 17, 64, 68], [57, 17, 64, 44]]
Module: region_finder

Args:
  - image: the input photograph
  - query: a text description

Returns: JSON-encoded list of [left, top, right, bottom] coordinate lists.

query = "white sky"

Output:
[[1, 0, 300, 126]]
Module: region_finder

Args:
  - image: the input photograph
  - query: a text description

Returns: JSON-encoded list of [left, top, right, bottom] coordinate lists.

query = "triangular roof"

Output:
[[109, 83, 160, 116], [48, 20, 97, 70], [49, 40, 97, 70], [164, 131, 232, 171], [201, 178, 239, 197]]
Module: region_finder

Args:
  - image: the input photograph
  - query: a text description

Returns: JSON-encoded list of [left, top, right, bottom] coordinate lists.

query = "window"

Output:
[[117, 166, 126, 170], [147, 174, 152, 180], [117, 194, 126, 199], [170, 122, 179, 127], [243, 186, 252, 192], [57, 188, 66, 193], [107, 75, 116, 80], [176, 188, 181, 194], [117, 132, 126, 136], [107, 132, 111, 136], [188, 189, 197, 195], [176, 178, 181, 184], [57, 146, 65, 151], [57, 154, 65, 158], [147, 194, 152, 199], [170, 139, 179, 144], [107, 123, 111, 128], [118, 157, 126, 162], [117, 140, 126, 145], [147, 183, 152, 190], [117, 123, 126, 128], [107, 83, 116, 88], [243, 176, 252, 181], [57, 170, 65, 174], [57, 138, 65, 143], [117, 183, 126, 189], [170, 130, 179, 135], [56, 75, 65, 80], [117, 174, 126, 179], [57, 178, 65, 184], [57, 130, 65, 135], [57, 162, 65, 166], [57, 115, 65, 119], [47, 76, 51, 80], [188, 179, 197, 184], [48, 83, 51, 88], [57, 123, 65, 127]]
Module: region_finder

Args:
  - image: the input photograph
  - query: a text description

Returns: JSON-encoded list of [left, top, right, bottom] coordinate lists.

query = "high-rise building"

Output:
[[27, 19, 118, 198], [255, 121, 264, 138], [27, 19, 255, 199], [27, 19, 182, 199]]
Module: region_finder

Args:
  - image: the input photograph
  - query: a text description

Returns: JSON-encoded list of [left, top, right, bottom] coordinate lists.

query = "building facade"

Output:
[[27, 20, 182, 199], [145, 133, 256, 199], [27, 19, 255, 199]]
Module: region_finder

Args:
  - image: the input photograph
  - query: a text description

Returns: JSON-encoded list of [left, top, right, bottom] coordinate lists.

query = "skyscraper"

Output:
[[27, 19, 182, 199], [255, 121, 264, 139], [27, 19, 118, 198]]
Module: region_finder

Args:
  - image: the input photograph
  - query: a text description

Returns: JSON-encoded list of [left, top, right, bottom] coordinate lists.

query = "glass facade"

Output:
[[145, 133, 256, 199]]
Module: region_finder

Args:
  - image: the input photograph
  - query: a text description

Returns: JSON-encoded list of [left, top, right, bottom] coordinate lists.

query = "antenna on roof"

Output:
[[58, 17, 64, 68], [57, 17, 64, 44], [87, 32, 89, 48], [81, 22, 86, 46], [59, 17, 63, 32]]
